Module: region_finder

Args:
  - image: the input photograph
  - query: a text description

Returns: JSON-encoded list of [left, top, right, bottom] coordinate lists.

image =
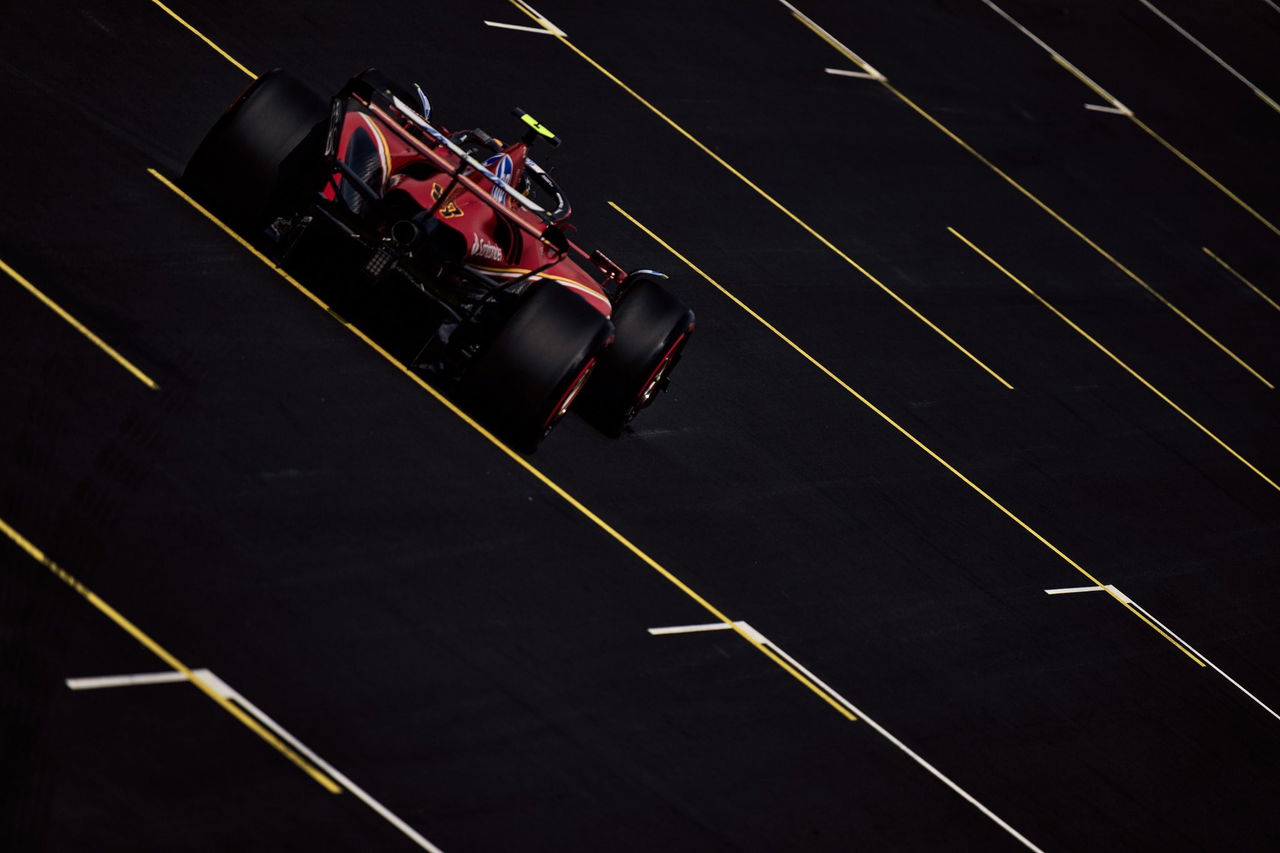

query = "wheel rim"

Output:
[[543, 358, 597, 434], [636, 331, 689, 407]]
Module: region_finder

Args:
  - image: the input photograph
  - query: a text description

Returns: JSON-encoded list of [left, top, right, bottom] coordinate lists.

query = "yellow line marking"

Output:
[[790, 14, 1274, 389], [0, 516, 342, 792], [881, 82, 1272, 389], [989, 1, 1278, 237], [792, 12, 859, 64], [504, 2, 1010, 390], [1203, 247, 1280, 314], [145, 0, 256, 79], [1138, 0, 1280, 118], [1050, 53, 1126, 111], [147, 168, 856, 723], [1254, 87, 1280, 116], [788, 10, 884, 79], [949, 227, 1279, 494], [610, 201, 1205, 667], [1125, 114, 1280, 238], [1, 258, 159, 390]]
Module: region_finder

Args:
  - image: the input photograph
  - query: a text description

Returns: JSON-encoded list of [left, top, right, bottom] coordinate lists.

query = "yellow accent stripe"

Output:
[[505, 2, 1010, 390], [785, 13, 1273, 388], [547, 278, 613, 309], [949, 227, 1279, 494], [610, 201, 1206, 667], [873, 79, 1273, 389], [466, 263, 602, 292], [145, 0, 256, 79], [1, 258, 159, 390], [1124, 113, 1280, 238], [464, 266, 614, 311], [1203, 247, 1280, 314], [0, 516, 342, 792], [148, 168, 856, 723]]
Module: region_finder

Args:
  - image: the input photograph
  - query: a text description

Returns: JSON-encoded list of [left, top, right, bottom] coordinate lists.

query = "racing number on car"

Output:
[[431, 183, 465, 219]]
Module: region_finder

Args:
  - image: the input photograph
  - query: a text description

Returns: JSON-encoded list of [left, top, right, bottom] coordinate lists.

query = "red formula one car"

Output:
[[182, 68, 693, 448]]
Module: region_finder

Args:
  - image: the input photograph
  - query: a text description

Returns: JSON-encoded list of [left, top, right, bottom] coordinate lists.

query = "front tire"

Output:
[[182, 68, 327, 232]]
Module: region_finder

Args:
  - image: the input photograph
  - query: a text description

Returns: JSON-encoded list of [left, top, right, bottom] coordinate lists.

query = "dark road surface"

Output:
[[3, 1, 1279, 850]]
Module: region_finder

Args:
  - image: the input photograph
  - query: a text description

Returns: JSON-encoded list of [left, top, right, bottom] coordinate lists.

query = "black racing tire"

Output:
[[181, 68, 327, 231], [578, 277, 694, 437], [462, 284, 615, 450]]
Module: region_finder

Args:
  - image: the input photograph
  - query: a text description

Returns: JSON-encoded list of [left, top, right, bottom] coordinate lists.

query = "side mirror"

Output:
[[540, 224, 570, 253]]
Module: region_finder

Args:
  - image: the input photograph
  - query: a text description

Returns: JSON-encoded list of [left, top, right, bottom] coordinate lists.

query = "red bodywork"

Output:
[[324, 107, 613, 316]]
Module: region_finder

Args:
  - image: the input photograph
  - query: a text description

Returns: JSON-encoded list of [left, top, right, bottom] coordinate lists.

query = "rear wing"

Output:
[[333, 70, 625, 284]]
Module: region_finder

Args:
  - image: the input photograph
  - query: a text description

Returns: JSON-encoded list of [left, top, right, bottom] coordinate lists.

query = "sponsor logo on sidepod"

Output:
[[470, 233, 504, 262]]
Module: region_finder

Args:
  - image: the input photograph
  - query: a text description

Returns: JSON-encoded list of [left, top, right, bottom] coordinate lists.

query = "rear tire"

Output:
[[578, 277, 694, 437], [462, 284, 614, 450], [182, 68, 327, 231]]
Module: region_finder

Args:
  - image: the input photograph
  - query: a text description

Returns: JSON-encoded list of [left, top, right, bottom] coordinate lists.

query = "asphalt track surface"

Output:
[[3, 1, 1279, 850]]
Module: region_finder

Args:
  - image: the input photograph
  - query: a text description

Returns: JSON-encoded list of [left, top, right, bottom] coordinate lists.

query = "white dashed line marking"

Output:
[[648, 622, 735, 635], [777, 0, 886, 81], [824, 67, 879, 80], [649, 619, 1045, 852], [1046, 588, 1280, 722], [982, 0, 1131, 115], [483, 20, 556, 35], [1044, 585, 1108, 596], [1138, 0, 1280, 114], [1083, 103, 1133, 116], [66, 671, 190, 689], [65, 667, 446, 852], [508, 0, 565, 37]]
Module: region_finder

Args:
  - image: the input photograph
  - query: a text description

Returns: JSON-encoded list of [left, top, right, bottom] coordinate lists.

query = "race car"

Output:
[[182, 68, 694, 448]]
